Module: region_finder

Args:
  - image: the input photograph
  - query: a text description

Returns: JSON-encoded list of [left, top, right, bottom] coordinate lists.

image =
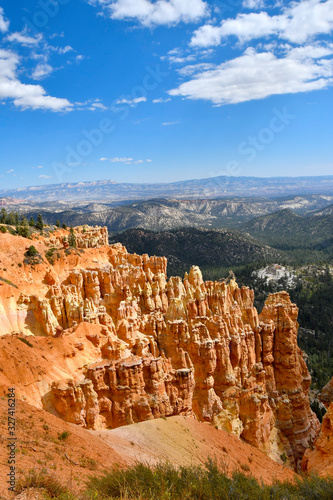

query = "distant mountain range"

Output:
[[9, 195, 333, 233], [242, 206, 333, 255], [1, 175, 333, 202], [242, 206, 333, 241], [110, 207, 333, 276]]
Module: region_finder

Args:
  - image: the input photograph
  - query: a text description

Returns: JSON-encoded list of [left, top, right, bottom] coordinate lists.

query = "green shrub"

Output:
[[0, 225, 7, 233], [26, 245, 38, 257], [16, 470, 74, 499], [45, 247, 58, 264], [17, 226, 29, 238], [12, 461, 333, 500], [18, 337, 33, 348], [85, 461, 333, 500], [58, 431, 70, 441]]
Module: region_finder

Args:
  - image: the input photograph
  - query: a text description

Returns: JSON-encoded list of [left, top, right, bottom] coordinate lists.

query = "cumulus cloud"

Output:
[[169, 45, 333, 105], [0, 7, 9, 33], [0, 49, 72, 111], [191, 0, 333, 47], [89, 0, 208, 26], [39, 174, 52, 179]]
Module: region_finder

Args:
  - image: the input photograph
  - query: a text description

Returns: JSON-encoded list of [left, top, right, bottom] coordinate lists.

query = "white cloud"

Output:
[[89, 100, 108, 110], [162, 121, 179, 125], [243, 0, 265, 9], [161, 46, 215, 65], [6, 169, 14, 173], [115, 96, 147, 106], [89, 0, 208, 26], [153, 97, 171, 103], [191, 0, 333, 47], [7, 31, 43, 46], [39, 174, 51, 179], [0, 7, 9, 33], [178, 62, 215, 76], [162, 48, 197, 64], [32, 63, 54, 80], [0, 49, 72, 112], [57, 45, 73, 54], [146, 159, 152, 162], [77, 98, 108, 110], [100, 157, 149, 163], [110, 157, 134, 162], [169, 45, 333, 105], [190, 24, 225, 48]]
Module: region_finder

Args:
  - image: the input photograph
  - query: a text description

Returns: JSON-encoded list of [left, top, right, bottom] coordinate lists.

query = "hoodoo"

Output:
[[0, 226, 319, 470]]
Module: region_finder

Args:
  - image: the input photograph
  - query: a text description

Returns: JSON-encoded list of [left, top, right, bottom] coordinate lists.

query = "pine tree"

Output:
[[29, 216, 35, 227], [20, 216, 29, 227], [7, 212, 16, 225], [68, 226, 77, 248], [0, 208, 7, 224], [36, 213, 44, 231], [56, 220, 60, 228], [62, 223, 67, 230]]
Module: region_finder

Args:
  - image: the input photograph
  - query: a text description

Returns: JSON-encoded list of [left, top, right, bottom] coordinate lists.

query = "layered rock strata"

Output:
[[0, 227, 319, 469]]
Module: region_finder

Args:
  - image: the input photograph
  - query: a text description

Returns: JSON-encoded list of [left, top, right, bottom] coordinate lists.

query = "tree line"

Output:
[[0, 209, 76, 247]]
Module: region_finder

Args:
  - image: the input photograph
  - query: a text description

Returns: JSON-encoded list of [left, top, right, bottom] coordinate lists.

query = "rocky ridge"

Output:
[[0, 226, 320, 471]]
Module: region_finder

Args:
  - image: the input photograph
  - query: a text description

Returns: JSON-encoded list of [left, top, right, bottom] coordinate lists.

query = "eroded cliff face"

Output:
[[0, 226, 319, 469], [302, 401, 333, 477]]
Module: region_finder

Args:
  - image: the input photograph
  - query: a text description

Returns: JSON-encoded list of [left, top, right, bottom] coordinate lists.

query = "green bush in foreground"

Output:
[[85, 461, 333, 500], [16, 470, 75, 499], [15, 461, 333, 500]]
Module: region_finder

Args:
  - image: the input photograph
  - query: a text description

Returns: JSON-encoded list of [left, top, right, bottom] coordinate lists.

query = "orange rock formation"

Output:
[[0, 226, 319, 470], [302, 377, 333, 476], [302, 401, 333, 476]]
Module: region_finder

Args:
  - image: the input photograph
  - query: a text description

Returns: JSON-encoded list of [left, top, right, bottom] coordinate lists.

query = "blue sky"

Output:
[[0, 0, 333, 189]]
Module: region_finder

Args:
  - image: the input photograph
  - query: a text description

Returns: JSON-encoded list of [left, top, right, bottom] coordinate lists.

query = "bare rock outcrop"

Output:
[[0, 226, 319, 470], [302, 401, 333, 476], [319, 378, 333, 407]]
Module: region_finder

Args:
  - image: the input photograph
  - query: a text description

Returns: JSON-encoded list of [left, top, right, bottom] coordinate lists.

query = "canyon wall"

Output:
[[0, 226, 319, 469]]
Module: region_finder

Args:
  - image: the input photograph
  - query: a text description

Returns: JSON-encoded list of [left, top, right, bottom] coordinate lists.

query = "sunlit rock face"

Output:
[[302, 399, 333, 477], [0, 226, 319, 470]]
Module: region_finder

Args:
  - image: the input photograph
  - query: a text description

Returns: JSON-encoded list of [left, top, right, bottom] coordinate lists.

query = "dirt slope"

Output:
[[0, 399, 124, 499], [92, 415, 296, 485], [0, 399, 295, 499]]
